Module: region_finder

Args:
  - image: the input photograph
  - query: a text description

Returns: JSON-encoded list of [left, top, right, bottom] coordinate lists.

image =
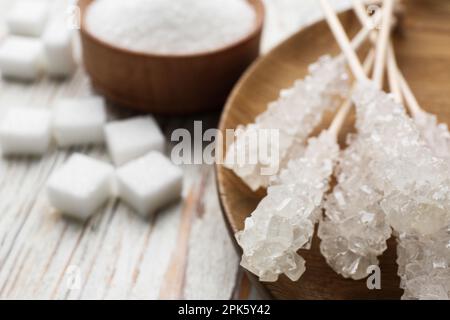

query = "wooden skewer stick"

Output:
[[353, 0, 400, 49], [348, 9, 382, 53], [319, 0, 367, 81], [386, 41, 403, 104], [352, 0, 378, 44], [355, 0, 423, 117], [353, 0, 370, 27], [329, 49, 376, 138], [352, 0, 400, 101], [320, 0, 386, 82], [372, 0, 395, 88], [398, 73, 423, 117], [391, 57, 424, 117], [375, 39, 425, 122], [365, 0, 384, 5]]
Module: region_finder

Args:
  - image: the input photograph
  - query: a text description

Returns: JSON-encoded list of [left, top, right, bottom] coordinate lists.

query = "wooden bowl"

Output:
[[216, 0, 450, 300], [78, 0, 264, 115]]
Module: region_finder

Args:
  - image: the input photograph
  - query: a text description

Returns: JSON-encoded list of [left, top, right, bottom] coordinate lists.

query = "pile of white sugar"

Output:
[[85, 0, 256, 54]]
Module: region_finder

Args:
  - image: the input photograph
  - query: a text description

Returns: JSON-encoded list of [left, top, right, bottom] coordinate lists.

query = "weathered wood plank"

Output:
[[0, 0, 349, 300]]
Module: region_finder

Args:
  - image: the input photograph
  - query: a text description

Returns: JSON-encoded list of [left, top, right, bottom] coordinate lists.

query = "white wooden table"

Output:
[[0, 0, 350, 300]]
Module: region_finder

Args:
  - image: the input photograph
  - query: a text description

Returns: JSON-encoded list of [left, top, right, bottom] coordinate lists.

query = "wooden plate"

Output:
[[216, 0, 450, 300]]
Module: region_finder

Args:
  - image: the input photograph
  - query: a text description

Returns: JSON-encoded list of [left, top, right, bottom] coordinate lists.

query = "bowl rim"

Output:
[[78, 0, 265, 59]]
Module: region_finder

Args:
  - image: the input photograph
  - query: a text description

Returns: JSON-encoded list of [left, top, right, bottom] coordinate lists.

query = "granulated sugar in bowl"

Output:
[[79, 0, 263, 114], [86, 0, 256, 55]]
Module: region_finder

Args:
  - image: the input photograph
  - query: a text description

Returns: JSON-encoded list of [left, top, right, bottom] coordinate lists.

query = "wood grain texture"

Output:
[[216, 0, 450, 300], [0, 0, 358, 300], [0, 0, 242, 300]]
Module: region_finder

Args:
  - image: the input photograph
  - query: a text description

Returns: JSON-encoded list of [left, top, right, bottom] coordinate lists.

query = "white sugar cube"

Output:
[[53, 97, 107, 147], [116, 151, 183, 216], [47, 153, 114, 220], [43, 18, 76, 77], [104, 116, 165, 166], [6, 0, 49, 37], [0, 107, 51, 156], [0, 36, 44, 80]]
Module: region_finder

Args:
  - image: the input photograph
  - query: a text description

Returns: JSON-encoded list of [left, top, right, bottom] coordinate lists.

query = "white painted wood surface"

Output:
[[0, 0, 350, 300]]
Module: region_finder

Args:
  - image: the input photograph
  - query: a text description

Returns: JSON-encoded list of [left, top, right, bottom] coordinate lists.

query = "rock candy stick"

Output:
[[236, 51, 375, 282], [224, 15, 382, 191], [318, 1, 394, 279], [387, 45, 450, 159], [320, 0, 449, 236], [319, 0, 447, 279]]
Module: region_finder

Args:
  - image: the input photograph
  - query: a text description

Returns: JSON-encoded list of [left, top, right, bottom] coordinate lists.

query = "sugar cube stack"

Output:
[[53, 97, 107, 147], [43, 18, 76, 77], [6, 0, 49, 37], [116, 151, 183, 217], [0, 36, 44, 80], [104, 116, 165, 166], [0, 107, 51, 156], [47, 153, 114, 220]]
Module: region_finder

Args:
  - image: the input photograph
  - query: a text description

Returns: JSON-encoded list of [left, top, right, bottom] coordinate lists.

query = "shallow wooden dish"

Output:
[[216, 0, 450, 300], [78, 0, 264, 115]]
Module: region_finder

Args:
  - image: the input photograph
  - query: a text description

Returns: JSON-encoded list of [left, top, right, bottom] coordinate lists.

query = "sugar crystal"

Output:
[[225, 55, 349, 191], [236, 131, 339, 281]]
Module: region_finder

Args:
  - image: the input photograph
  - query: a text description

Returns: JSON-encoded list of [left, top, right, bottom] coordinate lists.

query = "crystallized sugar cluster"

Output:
[[397, 108, 450, 299], [413, 111, 450, 159], [319, 82, 450, 282], [353, 81, 450, 236], [319, 134, 392, 280], [226, 55, 349, 191], [397, 227, 450, 300], [236, 131, 339, 282]]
